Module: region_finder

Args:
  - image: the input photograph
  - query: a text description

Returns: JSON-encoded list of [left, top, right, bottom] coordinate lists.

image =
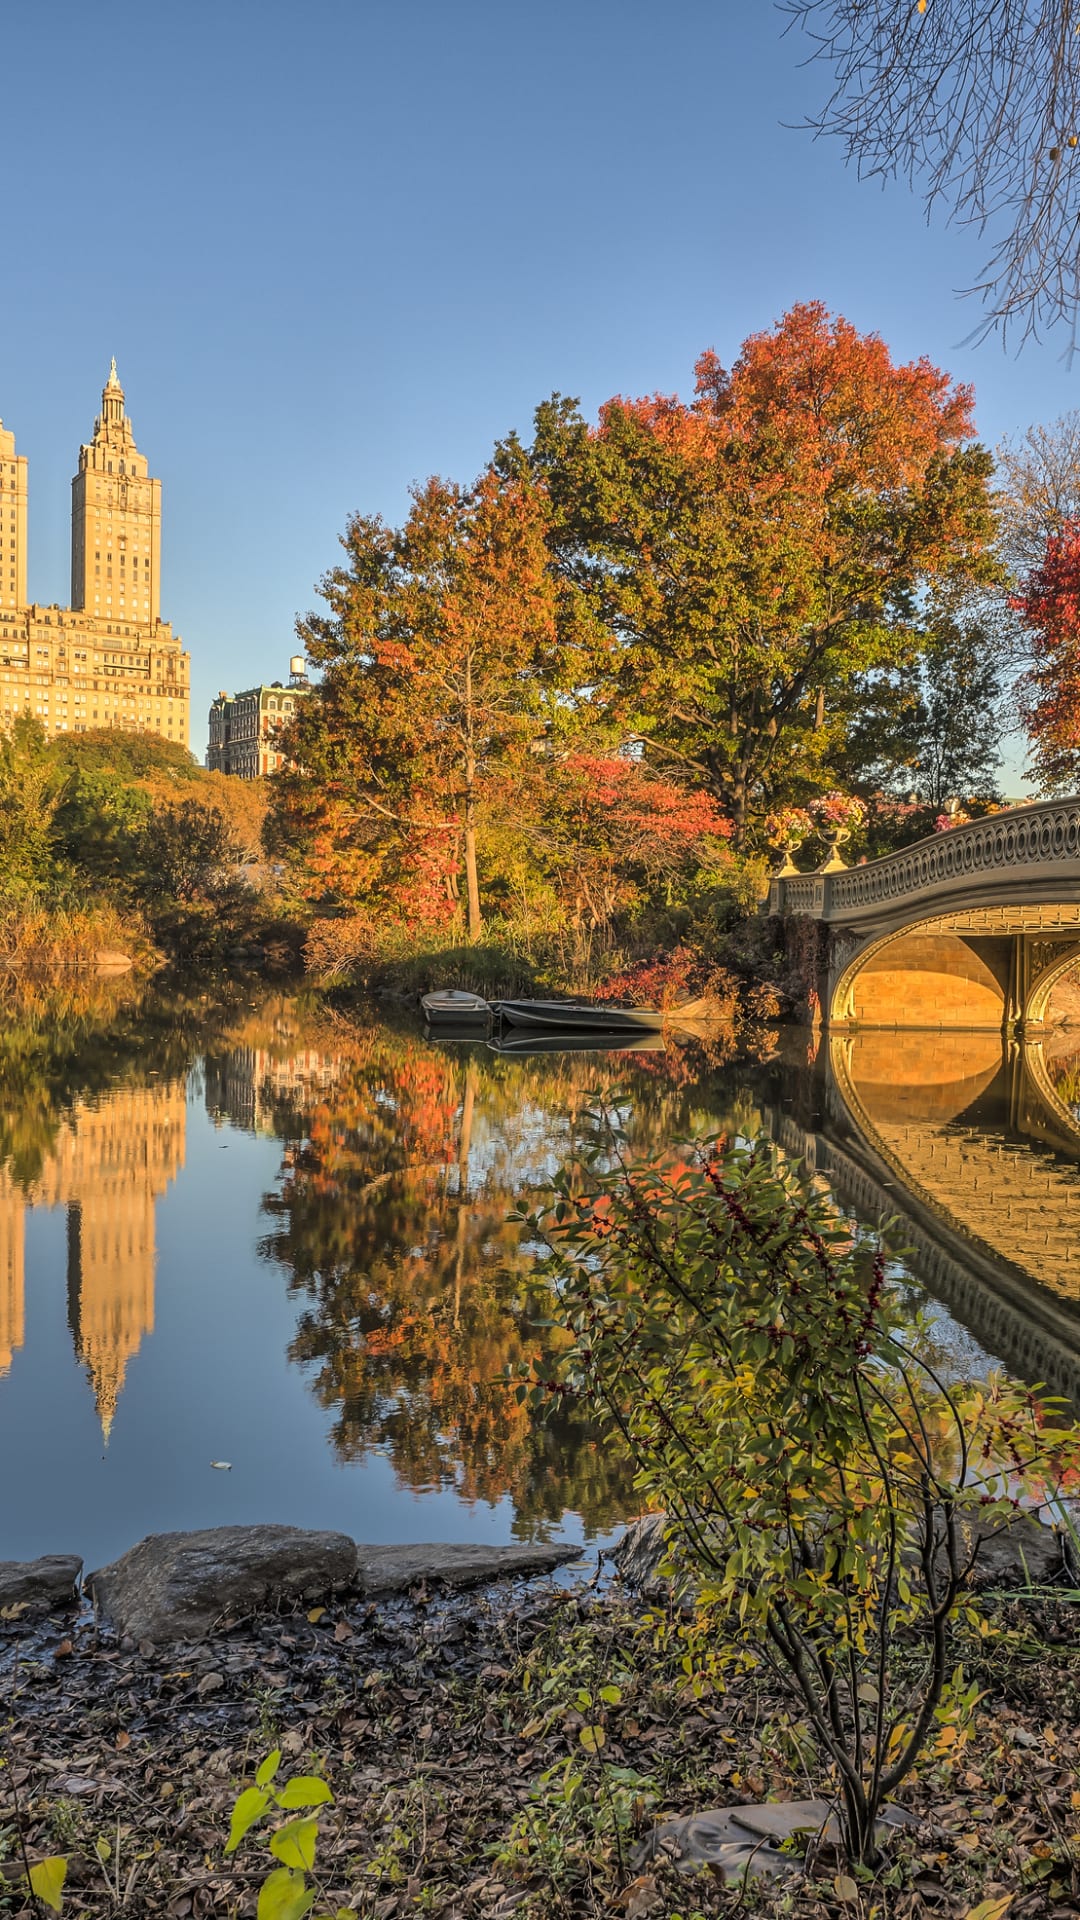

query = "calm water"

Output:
[[3, 975, 1080, 1568]]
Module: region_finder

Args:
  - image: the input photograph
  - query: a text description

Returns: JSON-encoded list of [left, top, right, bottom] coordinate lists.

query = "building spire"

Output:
[[98, 357, 128, 435]]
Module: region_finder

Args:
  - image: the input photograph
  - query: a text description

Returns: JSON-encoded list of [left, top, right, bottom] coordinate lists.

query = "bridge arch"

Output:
[[830, 920, 1012, 1029], [1023, 941, 1080, 1026], [768, 799, 1080, 1030]]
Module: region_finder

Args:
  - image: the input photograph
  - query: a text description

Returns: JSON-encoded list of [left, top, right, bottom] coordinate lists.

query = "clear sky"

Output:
[[0, 0, 1073, 775]]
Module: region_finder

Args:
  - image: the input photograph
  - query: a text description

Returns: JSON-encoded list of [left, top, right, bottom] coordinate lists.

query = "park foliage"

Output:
[[268, 301, 1018, 984]]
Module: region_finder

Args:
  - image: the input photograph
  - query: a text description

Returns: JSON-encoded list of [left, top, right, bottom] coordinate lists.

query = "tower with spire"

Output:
[[0, 364, 189, 748], [71, 358, 162, 624]]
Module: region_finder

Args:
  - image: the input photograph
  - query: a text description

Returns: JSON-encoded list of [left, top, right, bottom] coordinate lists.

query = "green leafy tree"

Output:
[[135, 799, 238, 903], [839, 597, 1005, 810], [529, 1125, 1080, 1866], [0, 717, 65, 903]]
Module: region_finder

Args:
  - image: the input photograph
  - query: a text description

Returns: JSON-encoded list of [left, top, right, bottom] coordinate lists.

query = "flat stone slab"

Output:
[[639, 1798, 914, 1880], [88, 1526, 359, 1644], [0, 1555, 83, 1615], [355, 1541, 583, 1595]]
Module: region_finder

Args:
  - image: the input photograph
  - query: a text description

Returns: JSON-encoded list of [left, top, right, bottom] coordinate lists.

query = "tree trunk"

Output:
[[463, 815, 482, 940], [463, 659, 483, 940]]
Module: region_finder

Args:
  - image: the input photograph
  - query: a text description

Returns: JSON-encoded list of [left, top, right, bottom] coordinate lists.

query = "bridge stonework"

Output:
[[768, 800, 1080, 1030]]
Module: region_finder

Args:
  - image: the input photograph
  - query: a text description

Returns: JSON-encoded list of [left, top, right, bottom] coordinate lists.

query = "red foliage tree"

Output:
[[1014, 518, 1080, 792]]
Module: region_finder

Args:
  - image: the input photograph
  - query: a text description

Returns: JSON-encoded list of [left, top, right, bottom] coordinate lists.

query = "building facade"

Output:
[[207, 657, 309, 778], [0, 363, 190, 747]]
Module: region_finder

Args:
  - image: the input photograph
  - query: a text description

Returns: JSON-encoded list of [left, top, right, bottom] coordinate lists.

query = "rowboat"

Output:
[[496, 995, 716, 1032], [421, 989, 491, 1027], [498, 999, 667, 1032]]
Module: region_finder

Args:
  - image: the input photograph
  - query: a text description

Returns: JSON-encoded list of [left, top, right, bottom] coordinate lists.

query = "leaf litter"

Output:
[[0, 1582, 1077, 1916]]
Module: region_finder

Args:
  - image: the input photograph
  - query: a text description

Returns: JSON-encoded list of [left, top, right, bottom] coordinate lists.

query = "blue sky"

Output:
[[0, 1, 1073, 774]]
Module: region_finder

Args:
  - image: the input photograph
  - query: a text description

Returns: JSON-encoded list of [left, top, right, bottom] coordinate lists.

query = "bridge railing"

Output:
[[768, 797, 1080, 925]]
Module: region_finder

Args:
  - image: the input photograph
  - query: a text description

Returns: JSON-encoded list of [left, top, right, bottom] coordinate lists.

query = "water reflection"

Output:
[[0, 1086, 185, 1429], [6, 970, 1080, 1559], [252, 1022, 759, 1534], [809, 1026, 1080, 1403]]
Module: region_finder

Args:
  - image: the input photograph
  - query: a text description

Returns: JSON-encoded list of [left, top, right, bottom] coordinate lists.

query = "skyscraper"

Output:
[[0, 365, 190, 747]]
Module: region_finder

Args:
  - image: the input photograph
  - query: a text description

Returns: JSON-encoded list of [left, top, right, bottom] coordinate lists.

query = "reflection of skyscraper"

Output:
[[0, 1202, 25, 1375], [205, 1045, 341, 1136], [0, 1084, 186, 1433]]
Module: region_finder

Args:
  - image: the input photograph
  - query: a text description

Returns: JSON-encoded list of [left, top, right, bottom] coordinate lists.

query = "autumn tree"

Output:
[[1014, 519, 1080, 791], [997, 411, 1080, 579], [269, 466, 558, 936], [528, 751, 733, 940], [523, 304, 996, 838]]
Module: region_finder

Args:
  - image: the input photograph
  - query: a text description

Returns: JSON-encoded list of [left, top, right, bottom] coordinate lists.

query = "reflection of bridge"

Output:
[[769, 800, 1080, 1029], [766, 1030, 1080, 1406]]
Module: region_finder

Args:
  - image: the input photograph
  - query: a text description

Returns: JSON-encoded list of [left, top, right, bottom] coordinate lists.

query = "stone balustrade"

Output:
[[769, 799, 1080, 932]]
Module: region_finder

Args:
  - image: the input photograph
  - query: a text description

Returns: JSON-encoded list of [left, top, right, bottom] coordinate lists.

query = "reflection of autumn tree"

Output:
[[260, 1019, 760, 1536]]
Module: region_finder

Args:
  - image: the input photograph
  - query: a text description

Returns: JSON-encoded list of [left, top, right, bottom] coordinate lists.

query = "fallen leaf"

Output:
[[964, 1900, 1013, 1920], [333, 1619, 354, 1643], [833, 1874, 859, 1904], [306, 1608, 325, 1625], [115, 1731, 131, 1751]]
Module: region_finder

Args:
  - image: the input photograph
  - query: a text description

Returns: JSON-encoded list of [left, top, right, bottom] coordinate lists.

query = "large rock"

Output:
[[355, 1541, 583, 1595], [87, 1526, 358, 1644], [0, 1555, 83, 1615], [943, 1510, 1062, 1589]]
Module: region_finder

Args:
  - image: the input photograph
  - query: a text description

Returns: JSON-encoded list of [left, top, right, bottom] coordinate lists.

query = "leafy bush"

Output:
[[525, 1126, 1080, 1867]]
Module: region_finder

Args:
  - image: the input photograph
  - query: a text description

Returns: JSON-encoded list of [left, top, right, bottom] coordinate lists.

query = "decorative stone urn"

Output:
[[816, 826, 851, 874]]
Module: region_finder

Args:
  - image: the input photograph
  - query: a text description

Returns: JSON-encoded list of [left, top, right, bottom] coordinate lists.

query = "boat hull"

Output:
[[497, 999, 666, 1032], [421, 990, 491, 1027]]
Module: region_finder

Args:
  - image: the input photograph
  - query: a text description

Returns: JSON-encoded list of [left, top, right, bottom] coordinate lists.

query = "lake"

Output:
[[3, 973, 1080, 1569]]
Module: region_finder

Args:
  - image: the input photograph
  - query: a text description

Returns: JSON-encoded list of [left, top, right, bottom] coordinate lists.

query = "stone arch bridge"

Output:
[[768, 799, 1080, 1030]]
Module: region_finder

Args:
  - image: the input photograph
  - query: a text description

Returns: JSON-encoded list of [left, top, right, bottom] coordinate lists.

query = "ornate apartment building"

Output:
[[0, 363, 190, 746], [207, 656, 310, 777]]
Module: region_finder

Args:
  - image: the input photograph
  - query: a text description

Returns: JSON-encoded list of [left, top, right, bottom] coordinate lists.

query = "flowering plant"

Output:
[[762, 805, 814, 848], [810, 790, 867, 831]]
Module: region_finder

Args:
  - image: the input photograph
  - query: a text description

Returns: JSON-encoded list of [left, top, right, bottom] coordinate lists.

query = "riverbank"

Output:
[[3, 1570, 1078, 1917]]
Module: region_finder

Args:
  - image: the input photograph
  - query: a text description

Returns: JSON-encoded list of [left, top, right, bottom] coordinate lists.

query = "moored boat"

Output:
[[496, 995, 716, 1032], [497, 999, 664, 1032], [421, 989, 491, 1027]]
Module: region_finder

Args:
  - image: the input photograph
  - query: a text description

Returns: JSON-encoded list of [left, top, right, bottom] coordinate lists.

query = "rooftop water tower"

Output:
[[288, 654, 310, 688]]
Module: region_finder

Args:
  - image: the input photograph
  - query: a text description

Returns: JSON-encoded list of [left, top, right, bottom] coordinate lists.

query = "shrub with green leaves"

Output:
[[522, 1125, 1080, 1866]]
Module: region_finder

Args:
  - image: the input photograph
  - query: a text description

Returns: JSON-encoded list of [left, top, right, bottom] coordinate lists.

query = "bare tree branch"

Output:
[[784, 1, 1080, 345]]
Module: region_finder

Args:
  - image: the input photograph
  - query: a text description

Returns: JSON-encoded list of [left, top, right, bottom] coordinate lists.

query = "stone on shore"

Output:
[[87, 1525, 359, 1644], [355, 1541, 583, 1595], [0, 1555, 83, 1615]]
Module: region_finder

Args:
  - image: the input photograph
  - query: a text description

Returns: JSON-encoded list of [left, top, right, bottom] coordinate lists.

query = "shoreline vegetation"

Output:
[[2, 1544, 1079, 1918]]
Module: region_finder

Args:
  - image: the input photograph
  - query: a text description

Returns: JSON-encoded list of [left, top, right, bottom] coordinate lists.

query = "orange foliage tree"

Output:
[[269, 467, 558, 934], [526, 302, 998, 837]]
